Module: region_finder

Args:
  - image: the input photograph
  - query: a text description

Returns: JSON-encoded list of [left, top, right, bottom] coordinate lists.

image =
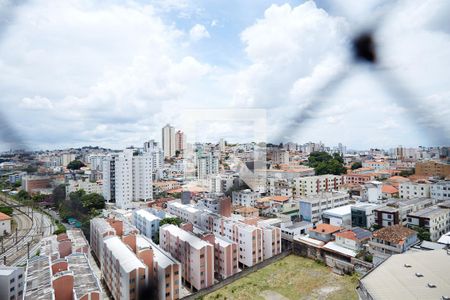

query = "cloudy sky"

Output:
[[0, 0, 449, 151]]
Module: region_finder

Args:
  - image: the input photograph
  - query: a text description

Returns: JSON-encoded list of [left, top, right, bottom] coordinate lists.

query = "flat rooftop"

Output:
[[161, 224, 212, 250], [135, 209, 162, 222], [140, 235, 180, 269], [66, 229, 89, 250], [24, 256, 54, 300], [103, 236, 146, 272], [360, 249, 450, 300], [408, 206, 449, 219], [323, 204, 353, 217], [66, 254, 102, 298]]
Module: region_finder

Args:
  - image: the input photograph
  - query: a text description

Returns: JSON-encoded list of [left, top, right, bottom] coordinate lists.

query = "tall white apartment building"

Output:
[[430, 180, 450, 201], [197, 152, 219, 180], [61, 153, 76, 167], [88, 154, 106, 171], [232, 189, 259, 207], [272, 149, 289, 165], [0, 266, 24, 300], [102, 236, 148, 300], [399, 181, 431, 199], [208, 174, 234, 194], [133, 209, 162, 241], [143, 140, 164, 180], [102, 153, 118, 203], [292, 175, 344, 198], [159, 224, 214, 291], [115, 149, 153, 209], [162, 124, 176, 158]]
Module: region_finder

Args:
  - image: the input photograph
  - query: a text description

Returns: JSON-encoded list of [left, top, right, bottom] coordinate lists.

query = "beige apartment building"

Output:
[[159, 224, 214, 291], [102, 235, 148, 300]]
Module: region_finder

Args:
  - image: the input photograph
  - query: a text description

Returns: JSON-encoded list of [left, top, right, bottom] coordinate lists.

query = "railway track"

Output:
[[0, 194, 54, 265]]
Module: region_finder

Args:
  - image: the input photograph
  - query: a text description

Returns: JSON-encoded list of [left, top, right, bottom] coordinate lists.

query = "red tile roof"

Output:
[[0, 212, 12, 221], [309, 224, 342, 235], [382, 184, 398, 194], [372, 225, 416, 245]]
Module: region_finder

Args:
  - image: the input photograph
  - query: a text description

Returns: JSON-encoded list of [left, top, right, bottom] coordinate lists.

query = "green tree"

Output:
[[52, 184, 66, 207], [81, 193, 105, 210], [0, 206, 13, 216], [153, 217, 183, 244], [160, 217, 182, 227], [413, 226, 431, 241], [307, 151, 346, 175], [351, 162, 362, 170], [67, 160, 86, 170], [399, 169, 415, 177], [16, 190, 30, 201]]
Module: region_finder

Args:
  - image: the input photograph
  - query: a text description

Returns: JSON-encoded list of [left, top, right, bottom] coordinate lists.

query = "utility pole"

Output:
[[15, 228, 18, 244], [27, 242, 30, 260]]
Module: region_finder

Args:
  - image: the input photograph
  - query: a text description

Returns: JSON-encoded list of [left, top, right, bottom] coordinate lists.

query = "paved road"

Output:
[[0, 194, 54, 266]]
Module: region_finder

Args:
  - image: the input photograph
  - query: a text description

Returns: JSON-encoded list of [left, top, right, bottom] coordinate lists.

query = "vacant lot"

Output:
[[202, 255, 358, 300]]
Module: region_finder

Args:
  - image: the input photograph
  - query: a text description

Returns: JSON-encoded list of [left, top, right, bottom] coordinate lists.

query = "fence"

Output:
[[182, 250, 292, 300]]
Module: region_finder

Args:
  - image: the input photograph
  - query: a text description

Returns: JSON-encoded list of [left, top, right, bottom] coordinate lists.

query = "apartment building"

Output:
[[344, 173, 375, 185], [260, 224, 282, 260], [208, 173, 234, 194], [133, 209, 162, 241], [196, 152, 219, 180], [162, 124, 176, 158], [266, 178, 292, 198], [399, 181, 431, 199], [292, 175, 344, 198], [407, 206, 450, 241], [136, 236, 181, 300], [143, 140, 165, 180], [271, 149, 289, 165], [198, 233, 239, 280], [368, 225, 418, 265], [0, 266, 24, 300], [298, 192, 350, 223], [362, 161, 391, 170], [351, 203, 381, 229], [159, 224, 214, 291], [90, 217, 116, 261], [175, 130, 185, 153], [415, 160, 450, 177], [66, 178, 102, 198], [102, 236, 148, 300], [231, 189, 259, 207], [166, 202, 202, 226], [169, 205, 281, 267], [430, 180, 450, 201], [197, 194, 232, 217], [21, 175, 51, 194], [102, 153, 118, 203]]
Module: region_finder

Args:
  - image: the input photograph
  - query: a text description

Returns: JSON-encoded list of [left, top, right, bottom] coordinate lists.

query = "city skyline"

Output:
[[0, 0, 449, 151]]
